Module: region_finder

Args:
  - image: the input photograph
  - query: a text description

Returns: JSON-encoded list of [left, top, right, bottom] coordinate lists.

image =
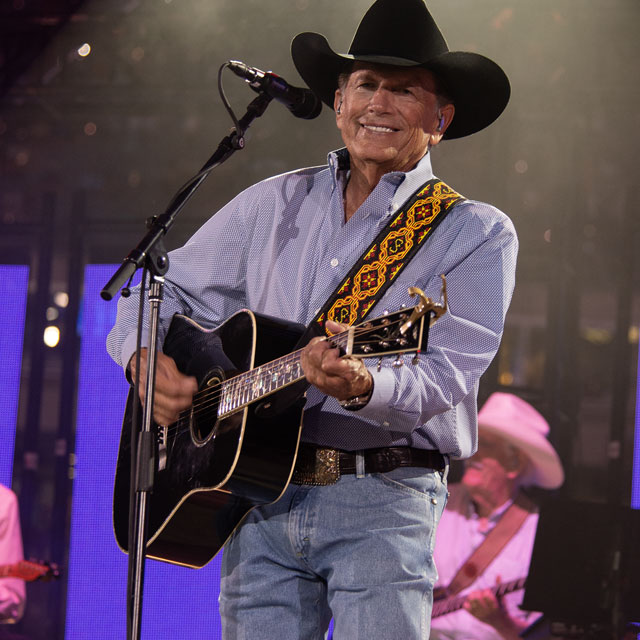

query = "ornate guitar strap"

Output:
[[258, 178, 464, 417], [312, 178, 465, 331]]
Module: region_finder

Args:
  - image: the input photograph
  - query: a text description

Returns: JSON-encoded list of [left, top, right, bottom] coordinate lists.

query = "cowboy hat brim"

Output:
[[291, 32, 511, 140], [476, 392, 565, 490], [479, 419, 565, 489]]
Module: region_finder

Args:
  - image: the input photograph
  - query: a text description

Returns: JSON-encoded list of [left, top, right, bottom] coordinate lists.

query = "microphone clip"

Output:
[[227, 60, 322, 120]]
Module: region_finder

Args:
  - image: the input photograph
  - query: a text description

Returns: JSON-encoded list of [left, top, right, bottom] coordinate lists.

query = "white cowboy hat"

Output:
[[478, 392, 564, 489]]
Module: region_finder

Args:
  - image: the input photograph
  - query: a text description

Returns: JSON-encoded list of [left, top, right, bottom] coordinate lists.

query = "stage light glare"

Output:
[[583, 328, 612, 345], [44, 325, 61, 348], [515, 160, 528, 174], [128, 170, 141, 187], [78, 43, 91, 57], [15, 151, 29, 167], [54, 292, 69, 308]]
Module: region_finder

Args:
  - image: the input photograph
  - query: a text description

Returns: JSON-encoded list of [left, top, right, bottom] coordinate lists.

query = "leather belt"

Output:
[[291, 442, 446, 486]]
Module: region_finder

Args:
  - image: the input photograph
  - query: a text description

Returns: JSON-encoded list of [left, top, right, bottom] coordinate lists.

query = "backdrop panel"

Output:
[[65, 264, 222, 639], [0, 265, 30, 488]]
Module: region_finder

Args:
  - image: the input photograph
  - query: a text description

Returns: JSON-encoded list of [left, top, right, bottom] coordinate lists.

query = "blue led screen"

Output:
[[0, 265, 30, 488], [65, 265, 222, 639]]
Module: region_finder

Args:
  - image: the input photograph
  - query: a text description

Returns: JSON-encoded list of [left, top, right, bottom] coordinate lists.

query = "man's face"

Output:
[[461, 432, 522, 499], [334, 63, 447, 174]]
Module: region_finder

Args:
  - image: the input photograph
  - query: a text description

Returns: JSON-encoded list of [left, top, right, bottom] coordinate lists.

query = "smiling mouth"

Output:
[[361, 124, 398, 133]]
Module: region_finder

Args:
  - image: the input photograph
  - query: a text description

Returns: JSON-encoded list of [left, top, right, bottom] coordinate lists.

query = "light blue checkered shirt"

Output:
[[107, 148, 518, 458]]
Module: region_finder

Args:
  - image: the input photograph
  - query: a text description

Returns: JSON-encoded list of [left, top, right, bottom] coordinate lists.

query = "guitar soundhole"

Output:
[[190, 371, 223, 446]]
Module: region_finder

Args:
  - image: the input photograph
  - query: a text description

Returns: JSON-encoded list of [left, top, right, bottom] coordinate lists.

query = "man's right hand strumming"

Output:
[[129, 348, 198, 425]]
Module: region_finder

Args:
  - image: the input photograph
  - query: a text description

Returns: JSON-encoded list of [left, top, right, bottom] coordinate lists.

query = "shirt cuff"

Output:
[[346, 367, 395, 424], [120, 332, 144, 379]]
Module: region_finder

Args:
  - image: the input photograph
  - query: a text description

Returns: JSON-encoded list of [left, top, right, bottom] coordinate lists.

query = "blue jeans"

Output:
[[219, 464, 449, 639]]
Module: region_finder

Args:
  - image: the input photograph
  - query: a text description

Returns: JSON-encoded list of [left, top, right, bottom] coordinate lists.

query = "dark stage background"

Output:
[[1, 0, 639, 638]]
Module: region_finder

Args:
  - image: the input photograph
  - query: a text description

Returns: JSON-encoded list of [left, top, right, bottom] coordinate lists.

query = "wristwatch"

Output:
[[338, 379, 374, 411]]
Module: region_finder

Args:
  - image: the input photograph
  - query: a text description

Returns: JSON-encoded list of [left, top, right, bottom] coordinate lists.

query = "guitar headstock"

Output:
[[331, 279, 448, 361]]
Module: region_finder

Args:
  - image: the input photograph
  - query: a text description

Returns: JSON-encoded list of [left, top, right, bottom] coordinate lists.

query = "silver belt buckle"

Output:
[[292, 447, 340, 486], [314, 447, 340, 485]]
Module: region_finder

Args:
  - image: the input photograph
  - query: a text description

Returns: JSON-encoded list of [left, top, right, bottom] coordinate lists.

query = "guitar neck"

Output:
[[209, 298, 435, 419], [432, 577, 526, 618], [218, 348, 306, 417]]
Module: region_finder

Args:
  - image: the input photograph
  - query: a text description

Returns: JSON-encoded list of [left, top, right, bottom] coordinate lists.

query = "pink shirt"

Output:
[[430, 484, 541, 640], [0, 484, 26, 623]]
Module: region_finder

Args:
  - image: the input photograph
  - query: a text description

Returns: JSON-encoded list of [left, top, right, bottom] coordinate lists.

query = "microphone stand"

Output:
[[101, 91, 273, 640]]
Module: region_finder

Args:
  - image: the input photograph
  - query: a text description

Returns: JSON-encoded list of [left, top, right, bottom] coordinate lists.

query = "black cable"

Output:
[[218, 61, 243, 137]]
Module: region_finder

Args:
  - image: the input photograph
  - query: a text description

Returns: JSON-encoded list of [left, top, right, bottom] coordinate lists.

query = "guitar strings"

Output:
[[184, 324, 364, 415], [184, 321, 393, 418], [157, 318, 411, 441], [160, 320, 409, 441], [161, 338, 341, 439]]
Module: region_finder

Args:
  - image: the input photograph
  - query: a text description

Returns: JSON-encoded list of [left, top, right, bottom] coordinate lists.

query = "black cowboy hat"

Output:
[[291, 0, 510, 139]]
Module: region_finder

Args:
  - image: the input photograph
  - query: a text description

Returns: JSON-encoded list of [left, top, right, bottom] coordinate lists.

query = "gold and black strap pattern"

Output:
[[313, 179, 465, 331]]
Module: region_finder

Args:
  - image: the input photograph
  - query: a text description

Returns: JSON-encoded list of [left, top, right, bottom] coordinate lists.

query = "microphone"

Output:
[[228, 60, 322, 120]]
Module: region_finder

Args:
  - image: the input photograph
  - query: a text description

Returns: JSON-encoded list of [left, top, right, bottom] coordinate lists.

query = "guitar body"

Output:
[[113, 310, 307, 568]]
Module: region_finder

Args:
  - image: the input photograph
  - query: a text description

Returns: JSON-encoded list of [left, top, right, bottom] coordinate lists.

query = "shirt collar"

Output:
[[487, 498, 514, 522], [327, 148, 436, 205], [468, 497, 515, 535], [327, 147, 350, 193]]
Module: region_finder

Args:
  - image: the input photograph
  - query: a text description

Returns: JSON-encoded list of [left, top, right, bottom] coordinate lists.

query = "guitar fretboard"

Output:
[[218, 350, 306, 417], [186, 303, 430, 422], [432, 577, 526, 618]]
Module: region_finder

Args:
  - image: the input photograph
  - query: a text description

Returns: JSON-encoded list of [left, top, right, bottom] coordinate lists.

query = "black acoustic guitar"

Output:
[[113, 286, 444, 569]]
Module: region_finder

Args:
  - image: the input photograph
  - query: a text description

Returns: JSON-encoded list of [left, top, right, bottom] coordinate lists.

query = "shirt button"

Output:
[[390, 202, 399, 212], [330, 258, 339, 268], [382, 421, 390, 428]]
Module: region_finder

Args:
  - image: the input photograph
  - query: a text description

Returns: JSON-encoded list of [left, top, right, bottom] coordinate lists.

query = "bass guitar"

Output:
[[113, 285, 446, 569]]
